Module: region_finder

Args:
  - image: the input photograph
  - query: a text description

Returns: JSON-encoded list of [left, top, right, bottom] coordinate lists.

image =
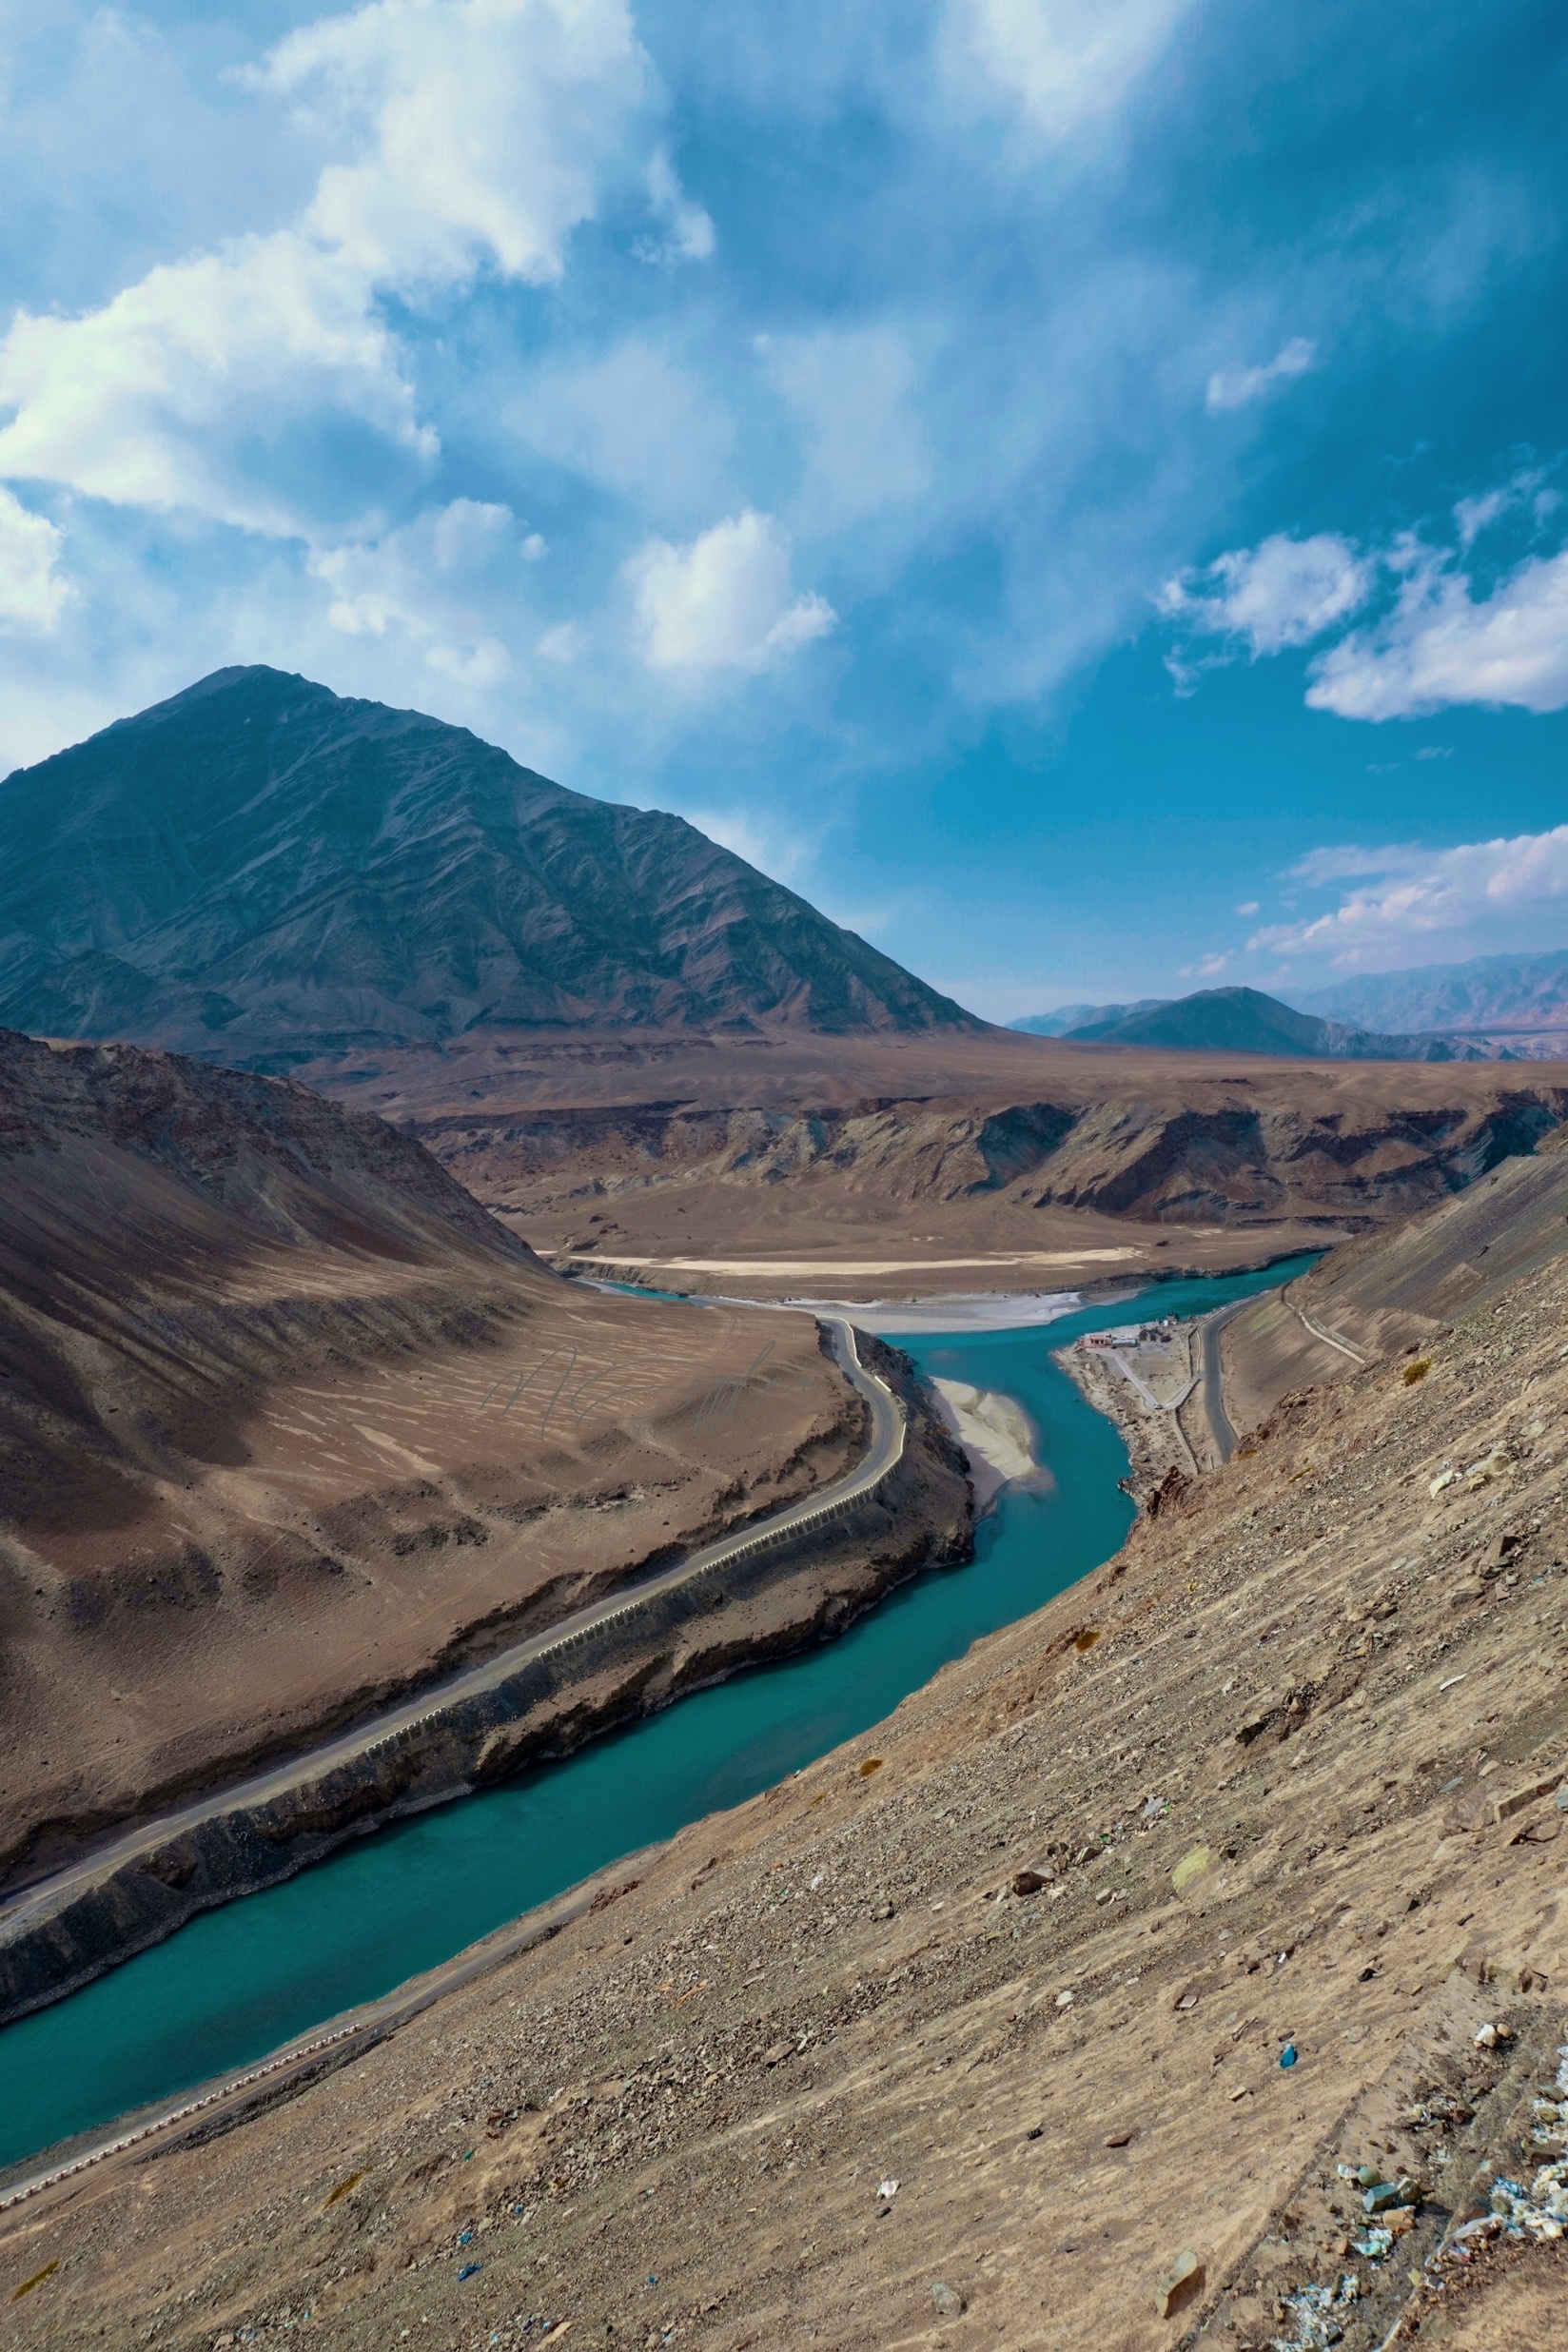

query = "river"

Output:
[[0, 1257, 1310, 2175]]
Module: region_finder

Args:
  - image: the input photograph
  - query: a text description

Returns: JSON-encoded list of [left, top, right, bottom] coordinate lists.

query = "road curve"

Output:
[[0, 1316, 904, 1966]]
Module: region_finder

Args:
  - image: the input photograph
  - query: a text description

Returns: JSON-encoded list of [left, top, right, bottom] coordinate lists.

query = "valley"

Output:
[[304, 1024, 1568, 1301], [6, 1124, 1566, 2352], [2, 672, 1566, 2350], [0, 1029, 967, 1987]]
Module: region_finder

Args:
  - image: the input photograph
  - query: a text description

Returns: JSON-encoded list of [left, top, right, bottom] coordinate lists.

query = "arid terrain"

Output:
[[303, 1025, 1568, 1301], [1216, 1123, 1568, 1440], [7, 1147, 1566, 2350], [0, 1030, 879, 1895]]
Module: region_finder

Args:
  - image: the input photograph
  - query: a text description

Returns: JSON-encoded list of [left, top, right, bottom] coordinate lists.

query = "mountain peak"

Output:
[[0, 672, 977, 1068]]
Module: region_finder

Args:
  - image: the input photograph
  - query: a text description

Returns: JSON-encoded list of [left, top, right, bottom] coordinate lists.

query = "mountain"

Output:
[[1008, 998, 1167, 1036], [1059, 984, 1485, 1060], [1289, 948, 1568, 1040], [0, 667, 975, 1070]]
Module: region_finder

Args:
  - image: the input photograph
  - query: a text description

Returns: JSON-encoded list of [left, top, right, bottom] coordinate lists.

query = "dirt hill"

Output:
[[1219, 1124, 1568, 1437], [0, 668, 974, 1068], [10, 1114, 1566, 2351], [0, 1029, 872, 1893]]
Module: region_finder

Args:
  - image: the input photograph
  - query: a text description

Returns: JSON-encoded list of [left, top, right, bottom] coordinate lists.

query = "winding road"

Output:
[[0, 1315, 903, 1989]]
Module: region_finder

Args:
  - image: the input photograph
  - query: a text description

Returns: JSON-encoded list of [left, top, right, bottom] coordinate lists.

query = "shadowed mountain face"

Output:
[[1059, 984, 1481, 1061], [0, 667, 974, 1069]]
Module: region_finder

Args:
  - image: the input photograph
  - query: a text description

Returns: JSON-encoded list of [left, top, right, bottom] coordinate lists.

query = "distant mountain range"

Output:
[[1011, 985, 1492, 1061], [1009, 999, 1166, 1037], [1288, 950, 1568, 1039], [0, 667, 975, 1070]]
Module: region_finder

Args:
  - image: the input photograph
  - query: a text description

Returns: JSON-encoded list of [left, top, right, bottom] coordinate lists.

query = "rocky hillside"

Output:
[[14, 1163, 1568, 2350], [0, 1029, 862, 1890], [1220, 1121, 1568, 1434], [0, 667, 974, 1068], [410, 1053, 1568, 1250]]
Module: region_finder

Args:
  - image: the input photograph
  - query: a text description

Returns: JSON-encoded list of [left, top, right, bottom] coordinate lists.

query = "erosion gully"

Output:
[[0, 1257, 1310, 2176]]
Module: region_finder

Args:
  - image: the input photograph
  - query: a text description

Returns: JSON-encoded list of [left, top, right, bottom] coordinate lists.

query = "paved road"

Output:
[[1197, 1296, 1257, 1463], [0, 1314, 903, 1963]]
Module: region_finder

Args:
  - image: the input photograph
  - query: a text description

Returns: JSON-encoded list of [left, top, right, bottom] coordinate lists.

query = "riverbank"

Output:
[[0, 1261, 1296, 2182], [0, 1330, 969, 2032], [1057, 1326, 1205, 1503], [928, 1378, 1043, 1511]]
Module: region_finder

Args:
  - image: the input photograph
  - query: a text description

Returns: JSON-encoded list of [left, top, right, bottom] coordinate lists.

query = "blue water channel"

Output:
[[0, 1257, 1312, 2174]]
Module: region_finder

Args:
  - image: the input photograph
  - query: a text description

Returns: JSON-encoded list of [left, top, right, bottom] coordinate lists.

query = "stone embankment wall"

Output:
[[0, 1343, 970, 2027]]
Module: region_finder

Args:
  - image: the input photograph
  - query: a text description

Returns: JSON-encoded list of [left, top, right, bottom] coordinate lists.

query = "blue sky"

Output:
[[1, 0, 1566, 1019]]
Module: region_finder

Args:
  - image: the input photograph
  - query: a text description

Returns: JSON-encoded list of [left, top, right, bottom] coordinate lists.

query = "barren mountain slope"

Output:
[[317, 1027, 1568, 1298], [0, 1030, 860, 1889], [1220, 1124, 1568, 1437], [0, 668, 972, 1064], [10, 1198, 1567, 2350]]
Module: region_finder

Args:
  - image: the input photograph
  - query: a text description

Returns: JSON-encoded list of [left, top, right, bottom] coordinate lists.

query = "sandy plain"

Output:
[[302, 1028, 1568, 1303]]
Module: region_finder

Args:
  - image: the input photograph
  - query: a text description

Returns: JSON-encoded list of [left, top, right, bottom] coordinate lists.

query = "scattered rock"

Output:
[[1495, 1770, 1563, 1821], [1155, 2249, 1205, 2319], [1172, 1847, 1213, 1894], [930, 2282, 966, 2317]]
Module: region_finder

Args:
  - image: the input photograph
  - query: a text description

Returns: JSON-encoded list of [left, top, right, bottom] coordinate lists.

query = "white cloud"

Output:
[[950, 0, 1199, 140], [1234, 899, 1259, 916], [309, 497, 529, 683], [625, 509, 835, 674], [0, 0, 664, 534], [1454, 468, 1557, 548], [1158, 532, 1371, 657], [1205, 336, 1315, 413], [0, 235, 423, 533], [512, 338, 735, 519], [1305, 541, 1568, 719], [682, 807, 813, 885], [536, 619, 586, 663], [0, 486, 70, 632], [635, 148, 716, 265], [1251, 826, 1568, 964], [1167, 480, 1568, 720], [258, 0, 648, 287], [761, 326, 930, 531]]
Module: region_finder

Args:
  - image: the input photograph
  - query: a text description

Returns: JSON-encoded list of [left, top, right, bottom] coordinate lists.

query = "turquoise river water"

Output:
[[0, 1258, 1312, 2175]]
